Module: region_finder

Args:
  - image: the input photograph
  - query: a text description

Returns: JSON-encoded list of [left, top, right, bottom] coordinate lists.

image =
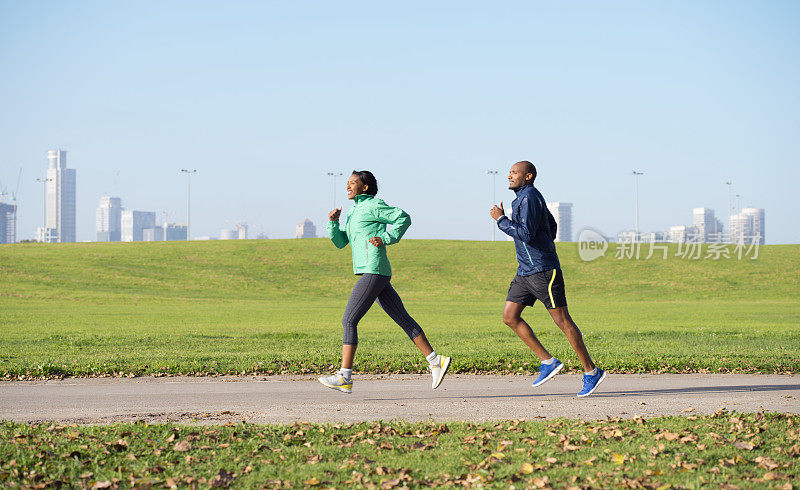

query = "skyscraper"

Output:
[[731, 208, 765, 245], [45, 149, 77, 243], [546, 202, 573, 242], [96, 196, 123, 242], [295, 219, 317, 238], [235, 222, 248, 240], [0, 202, 16, 244], [692, 208, 723, 243], [163, 223, 188, 241], [121, 211, 156, 242]]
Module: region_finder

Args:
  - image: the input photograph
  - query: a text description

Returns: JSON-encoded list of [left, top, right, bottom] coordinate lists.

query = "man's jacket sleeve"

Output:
[[371, 201, 411, 246], [497, 196, 542, 243], [327, 220, 349, 249]]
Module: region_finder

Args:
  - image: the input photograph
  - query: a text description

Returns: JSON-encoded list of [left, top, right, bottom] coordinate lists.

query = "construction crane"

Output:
[[12, 167, 22, 212]]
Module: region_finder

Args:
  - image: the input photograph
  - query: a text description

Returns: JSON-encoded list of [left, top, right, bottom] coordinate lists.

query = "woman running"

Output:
[[318, 170, 451, 393]]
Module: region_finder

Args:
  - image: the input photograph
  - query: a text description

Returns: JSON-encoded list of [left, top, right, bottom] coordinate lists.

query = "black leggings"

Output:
[[342, 273, 424, 345]]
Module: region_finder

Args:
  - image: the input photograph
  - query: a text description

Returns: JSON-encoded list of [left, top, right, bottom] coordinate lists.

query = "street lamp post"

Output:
[[736, 194, 741, 215], [326, 172, 343, 209], [632, 171, 644, 243], [487, 170, 498, 241], [181, 169, 197, 241], [725, 181, 732, 242], [35, 177, 52, 242]]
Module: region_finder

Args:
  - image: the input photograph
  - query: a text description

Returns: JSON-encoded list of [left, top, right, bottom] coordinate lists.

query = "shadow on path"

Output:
[[364, 383, 799, 402]]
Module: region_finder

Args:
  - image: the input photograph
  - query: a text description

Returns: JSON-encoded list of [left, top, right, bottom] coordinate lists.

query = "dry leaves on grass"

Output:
[[172, 440, 191, 452], [732, 440, 755, 450], [209, 469, 235, 488]]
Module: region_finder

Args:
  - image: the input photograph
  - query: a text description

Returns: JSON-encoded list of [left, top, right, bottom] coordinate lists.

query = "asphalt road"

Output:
[[1, 374, 797, 425]]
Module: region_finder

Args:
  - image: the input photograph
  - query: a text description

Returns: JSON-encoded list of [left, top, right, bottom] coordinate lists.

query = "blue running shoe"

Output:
[[532, 359, 563, 387], [577, 368, 606, 397]]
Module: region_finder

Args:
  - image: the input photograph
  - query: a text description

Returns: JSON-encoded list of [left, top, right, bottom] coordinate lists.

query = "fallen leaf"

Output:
[[755, 456, 779, 470], [521, 462, 534, 474], [532, 476, 549, 488], [381, 478, 401, 489], [91, 482, 112, 489], [545, 457, 557, 464], [210, 469, 235, 488], [611, 453, 626, 465], [173, 441, 191, 452], [733, 441, 754, 451], [303, 477, 320, 486]]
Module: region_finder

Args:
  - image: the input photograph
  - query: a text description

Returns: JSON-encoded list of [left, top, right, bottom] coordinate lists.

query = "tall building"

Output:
[[121, 211, 156, 242], [669, 225, 693, 243], [235, 222, 248, 240], [142, 227, 164, 241], [546, 202, 573, 242], [0, 202, 16, 244], [731, 208, 765, 244], [45, 149, 77, 243], [220, 229, 238, 240], [295, 219, 317, 238], [96, 196, 123, 242], [692, 208, 723, 243], [164, 223, 187, 241]]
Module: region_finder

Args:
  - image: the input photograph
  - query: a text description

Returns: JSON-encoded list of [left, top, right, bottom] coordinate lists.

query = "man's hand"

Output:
[[328, 207, 342, 221], [489, 202, 505, 221], [368, 237, 384, 247]]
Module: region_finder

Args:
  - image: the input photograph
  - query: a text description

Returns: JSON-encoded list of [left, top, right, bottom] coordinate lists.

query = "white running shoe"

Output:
[[318, 373, 353, 394], [430, 355, 451, 389]]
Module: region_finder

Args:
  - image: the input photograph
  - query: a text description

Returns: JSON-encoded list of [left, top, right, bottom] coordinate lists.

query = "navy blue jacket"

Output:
[[497, 183, 560, 276]]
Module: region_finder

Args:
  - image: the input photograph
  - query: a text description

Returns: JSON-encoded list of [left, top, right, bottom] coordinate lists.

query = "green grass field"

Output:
[[2, 413, 798, 488], [1, 239, 798, 378]]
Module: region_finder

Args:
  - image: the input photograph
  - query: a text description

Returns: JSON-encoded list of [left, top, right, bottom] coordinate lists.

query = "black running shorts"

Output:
[[506, 268, 567, 309]]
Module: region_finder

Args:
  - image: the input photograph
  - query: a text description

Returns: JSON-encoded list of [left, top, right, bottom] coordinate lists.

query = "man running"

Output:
[[489, 160, 605, 397]]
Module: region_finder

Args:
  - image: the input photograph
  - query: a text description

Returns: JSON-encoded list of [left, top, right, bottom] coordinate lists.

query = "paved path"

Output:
[[1, 374, 798, 425]]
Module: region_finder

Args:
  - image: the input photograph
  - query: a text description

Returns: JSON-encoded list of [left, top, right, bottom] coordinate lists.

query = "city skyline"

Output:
[[0, 148, 775, 243], [1, 2, 798, 243]]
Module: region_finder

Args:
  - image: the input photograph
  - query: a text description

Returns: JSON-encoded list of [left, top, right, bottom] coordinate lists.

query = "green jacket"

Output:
[[327, 194, 411, 276]]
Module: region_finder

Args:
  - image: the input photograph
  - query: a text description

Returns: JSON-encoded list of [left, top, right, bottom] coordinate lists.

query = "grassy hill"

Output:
[[1, 239, 798, 377]]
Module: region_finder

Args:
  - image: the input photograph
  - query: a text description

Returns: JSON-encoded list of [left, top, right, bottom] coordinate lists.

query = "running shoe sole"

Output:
[[531, 362, 564, 387], [318, 377, 352, 394], [432, 356, 451, 389], [577, 370, 607, 398]]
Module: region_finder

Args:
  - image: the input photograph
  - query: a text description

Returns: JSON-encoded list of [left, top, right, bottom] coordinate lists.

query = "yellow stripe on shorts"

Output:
[[547, 269, 557, 307]]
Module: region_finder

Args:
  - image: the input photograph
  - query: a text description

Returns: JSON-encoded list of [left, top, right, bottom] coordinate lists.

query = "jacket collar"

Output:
[[513, 183, 533, 195], [353, 193, 374, 203]]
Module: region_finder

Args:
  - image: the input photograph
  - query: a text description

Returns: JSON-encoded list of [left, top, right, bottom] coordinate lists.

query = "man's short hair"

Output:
[[515, 161, 537, 182]]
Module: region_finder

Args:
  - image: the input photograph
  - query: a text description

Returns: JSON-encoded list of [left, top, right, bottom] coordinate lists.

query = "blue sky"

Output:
[[1, 1, 798, 242]]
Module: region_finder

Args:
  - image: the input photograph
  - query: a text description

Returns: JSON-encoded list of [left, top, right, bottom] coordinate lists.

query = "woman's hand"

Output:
[[368, 237, 384, 247], [328, 208, 342, 221]]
